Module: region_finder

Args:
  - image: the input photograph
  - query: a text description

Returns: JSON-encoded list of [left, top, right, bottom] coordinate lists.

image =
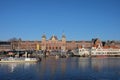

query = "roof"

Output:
[[49, 35, 58, 40], [62, 34, 66, 38], [42, 34, 46, 38], [0, 41, 11, 45]]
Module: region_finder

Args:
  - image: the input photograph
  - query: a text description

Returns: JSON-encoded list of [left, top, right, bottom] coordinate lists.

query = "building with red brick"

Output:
[[0, 35, 120, 51]]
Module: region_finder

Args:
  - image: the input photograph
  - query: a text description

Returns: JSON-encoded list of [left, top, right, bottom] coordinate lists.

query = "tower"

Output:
[[61, 33, 66, 51], [42, 34, 46, 42], [62, 33, 66, 42], [41, 34, 46, 50]]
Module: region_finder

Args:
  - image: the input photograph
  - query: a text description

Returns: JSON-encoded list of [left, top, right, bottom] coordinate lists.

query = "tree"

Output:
[[8, 37, 18, 41]]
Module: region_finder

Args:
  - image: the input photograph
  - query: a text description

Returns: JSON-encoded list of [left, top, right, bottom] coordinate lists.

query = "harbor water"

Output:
[[0, 57, 120, 80]]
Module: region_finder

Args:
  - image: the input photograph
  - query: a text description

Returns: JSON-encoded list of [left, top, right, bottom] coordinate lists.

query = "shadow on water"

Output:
[[0, 57, 120, 80]]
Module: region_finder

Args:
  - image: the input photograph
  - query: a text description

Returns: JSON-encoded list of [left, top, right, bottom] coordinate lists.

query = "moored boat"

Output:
[[0, 57, 40, 63]]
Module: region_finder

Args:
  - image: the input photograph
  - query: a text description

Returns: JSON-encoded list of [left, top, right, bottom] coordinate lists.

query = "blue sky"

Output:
[[0, 0, 120, 41]]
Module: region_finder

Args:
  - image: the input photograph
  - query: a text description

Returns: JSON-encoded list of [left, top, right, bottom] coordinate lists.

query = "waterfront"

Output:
[[0, 57, 120, 80]]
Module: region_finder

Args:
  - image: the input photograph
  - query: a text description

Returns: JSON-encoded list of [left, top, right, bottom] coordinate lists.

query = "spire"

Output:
[[50, 35, 58, 40], [62, 32, 66, 38], [53, 34, 55, 38], [42, 33, 46, 39], [62, 33, 66, 42]]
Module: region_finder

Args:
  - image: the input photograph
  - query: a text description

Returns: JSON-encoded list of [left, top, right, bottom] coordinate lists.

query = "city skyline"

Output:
[[0, 0, 120, 41]]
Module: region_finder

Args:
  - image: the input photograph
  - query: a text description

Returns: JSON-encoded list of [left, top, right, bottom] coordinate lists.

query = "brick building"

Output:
[[0, 41, 11, 51], [0, 35, 120, 51]]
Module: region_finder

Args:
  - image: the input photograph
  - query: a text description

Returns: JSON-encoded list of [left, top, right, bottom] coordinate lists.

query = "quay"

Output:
[[0, 36, 120, 58]]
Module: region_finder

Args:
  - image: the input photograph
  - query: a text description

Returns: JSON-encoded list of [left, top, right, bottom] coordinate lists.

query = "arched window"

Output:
[[59, 47, 61, 49], [49, 47, 51, 50]]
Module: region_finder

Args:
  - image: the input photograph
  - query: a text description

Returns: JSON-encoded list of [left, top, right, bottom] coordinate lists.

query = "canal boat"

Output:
[[0, 57, 40, 63]]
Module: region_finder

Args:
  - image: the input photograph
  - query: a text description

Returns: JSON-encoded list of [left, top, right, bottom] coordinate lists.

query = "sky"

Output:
[[0, 0, 120, 41]]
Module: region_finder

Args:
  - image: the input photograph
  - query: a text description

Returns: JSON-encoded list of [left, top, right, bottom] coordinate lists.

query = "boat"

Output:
[[55, 55, 59, 59], [0, 57, 40, 63]]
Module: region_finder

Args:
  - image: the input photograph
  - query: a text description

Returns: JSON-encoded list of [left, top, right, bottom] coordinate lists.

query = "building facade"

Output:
[[0, 41, 11, 51], [0, 35, 120, 51], [41, 34, 66, 51]]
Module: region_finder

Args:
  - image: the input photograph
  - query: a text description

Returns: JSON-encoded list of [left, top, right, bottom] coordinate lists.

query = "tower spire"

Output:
[[62, 32, 66, 38], [42, 33, 46, 39]]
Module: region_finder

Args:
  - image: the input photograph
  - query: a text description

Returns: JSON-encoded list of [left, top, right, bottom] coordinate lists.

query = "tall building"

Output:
[[40, 34, 92, 51], [41, 34, 66, 51]]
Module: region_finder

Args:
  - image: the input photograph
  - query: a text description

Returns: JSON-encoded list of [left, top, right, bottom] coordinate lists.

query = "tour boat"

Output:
[[0, 57, 40, 63]]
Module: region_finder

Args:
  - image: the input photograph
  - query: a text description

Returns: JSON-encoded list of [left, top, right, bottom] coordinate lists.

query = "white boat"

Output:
[[0, 57, 39, 63]]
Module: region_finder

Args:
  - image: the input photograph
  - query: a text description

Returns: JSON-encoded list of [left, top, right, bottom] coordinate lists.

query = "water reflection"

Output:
[[35, 57, 120, 80], [0, 62, 37, 80], [78, 57, 90, 70], [91, 58, 120, 71], [0, 57, 120, 80], [0, 62, 36, 72]]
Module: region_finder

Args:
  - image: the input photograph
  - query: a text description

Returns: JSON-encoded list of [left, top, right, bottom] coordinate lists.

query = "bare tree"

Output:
[[8, 37, 18, 41]]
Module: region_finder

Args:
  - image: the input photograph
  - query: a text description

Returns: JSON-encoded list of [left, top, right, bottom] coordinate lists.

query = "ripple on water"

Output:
[[0, 57, 120, 80]]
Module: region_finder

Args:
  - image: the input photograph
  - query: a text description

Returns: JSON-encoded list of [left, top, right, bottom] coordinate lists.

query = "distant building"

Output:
[[0, 35, 120, 51], [41, 34, 92, 51], [41, 34, 66, 51], [0, 41, 11, 51]]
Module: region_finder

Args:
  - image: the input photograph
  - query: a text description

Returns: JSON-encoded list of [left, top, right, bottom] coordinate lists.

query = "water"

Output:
[[0, 57, 120, 80]]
